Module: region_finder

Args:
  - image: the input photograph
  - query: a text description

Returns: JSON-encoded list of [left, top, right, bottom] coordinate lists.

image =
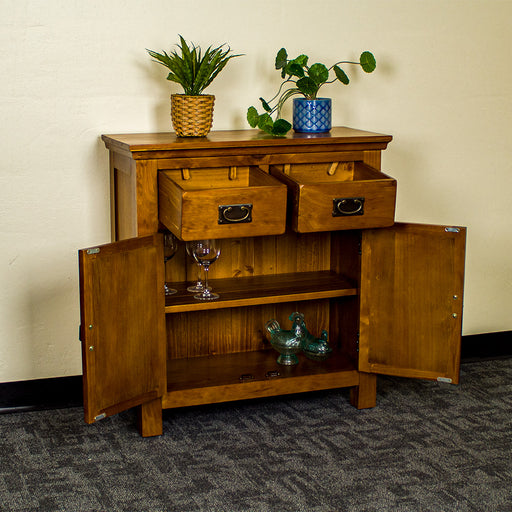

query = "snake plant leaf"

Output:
[[275, 48, 288, 69], [296, 76, 319, 98], [360, 51, 376, 73], [334, 65, 349, 85], [166, 72, 182, 84], [247, 106, 260, 128], [271, 118, 292, 135], [200, 47, 242, 93], [147, 49, 173, 67], [308, 63, 329, 85], [259, 97, 272, 112], [148, 37, 241, 95]]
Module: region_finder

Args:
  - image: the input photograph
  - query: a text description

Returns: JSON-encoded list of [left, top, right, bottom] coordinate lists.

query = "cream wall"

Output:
[[1, 0, 511, 382]]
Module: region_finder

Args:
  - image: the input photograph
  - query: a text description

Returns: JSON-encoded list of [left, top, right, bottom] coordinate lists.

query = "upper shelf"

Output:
[[164, 270, 358, 313]]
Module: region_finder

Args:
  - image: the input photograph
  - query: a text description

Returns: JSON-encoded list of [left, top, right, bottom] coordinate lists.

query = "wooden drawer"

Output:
[[159, 166, 287, 240], [270, 161, 396, 232]]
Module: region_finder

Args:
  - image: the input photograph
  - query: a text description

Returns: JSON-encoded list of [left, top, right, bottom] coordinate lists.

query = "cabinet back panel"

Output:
[[166, 300, 331, 359], [165, 232, 332, 281]]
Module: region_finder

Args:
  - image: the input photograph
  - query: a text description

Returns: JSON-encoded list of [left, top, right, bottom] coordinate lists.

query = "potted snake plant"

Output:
[[147, 36, 242, 137], [247, 48, 376, 135]]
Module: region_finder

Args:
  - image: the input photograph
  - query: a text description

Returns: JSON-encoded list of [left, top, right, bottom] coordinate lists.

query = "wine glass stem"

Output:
[[203, 264, 210, 293], [197, 265, 203, 287]]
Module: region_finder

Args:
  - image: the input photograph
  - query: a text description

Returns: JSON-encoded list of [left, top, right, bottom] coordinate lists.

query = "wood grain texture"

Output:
[[350, 372, 377, 409], [86, 128, 466, 437], [101, 127, 393, 158], [358, 223, 466, 383], [135, 160, 159, 236], [163, 271, 357, 313], [79, 235, 166, 424], [137, 397, 163, 437], [111, 152, 137, 241], [270, 162, 396, 232], [159, 166, 287, 240], [162, 350, 359, 409]]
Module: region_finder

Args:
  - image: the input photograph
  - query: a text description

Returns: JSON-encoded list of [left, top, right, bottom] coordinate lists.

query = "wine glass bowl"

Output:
[[191, 240, 221, 301], [186, 241, 210, 293]]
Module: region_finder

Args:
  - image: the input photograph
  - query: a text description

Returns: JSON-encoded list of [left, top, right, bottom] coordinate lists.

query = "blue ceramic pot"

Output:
[[293, 98, 332, 133]]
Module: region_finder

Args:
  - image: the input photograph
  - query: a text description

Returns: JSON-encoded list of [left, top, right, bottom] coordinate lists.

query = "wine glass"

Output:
[[163, 232, 178, 296], [186, 240, 210, 293], [192, 240, 221, 301]]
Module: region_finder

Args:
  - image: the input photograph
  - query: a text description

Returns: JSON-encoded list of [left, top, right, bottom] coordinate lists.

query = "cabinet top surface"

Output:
[[102, 127, 392, 154]]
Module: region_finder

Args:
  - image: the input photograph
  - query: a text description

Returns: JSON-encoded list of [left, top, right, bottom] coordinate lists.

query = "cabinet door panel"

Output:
[[79, 234, 166, 423], [359, 223, 466, 383]]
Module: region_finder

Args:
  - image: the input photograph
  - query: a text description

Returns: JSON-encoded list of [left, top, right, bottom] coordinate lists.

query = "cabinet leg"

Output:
[[350, 372, 377, 409], [137, 397, 163, 437]]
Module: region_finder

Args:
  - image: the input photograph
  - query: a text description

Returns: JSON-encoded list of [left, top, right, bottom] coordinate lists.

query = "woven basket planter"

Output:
[[171, 94, 215, 137]]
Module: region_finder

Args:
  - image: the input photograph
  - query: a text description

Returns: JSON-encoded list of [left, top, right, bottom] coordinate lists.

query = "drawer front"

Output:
[[159, 166, 287, 240], [270, 162, 397, 233], [295, 179, 396, 232]]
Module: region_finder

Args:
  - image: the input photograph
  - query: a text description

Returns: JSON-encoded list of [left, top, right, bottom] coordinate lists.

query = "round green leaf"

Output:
[[247, 106, 260, 128], [360, 51, 376, 73], [271, 119, 292, 135], [275, 48, 288, 70], [308, 63, 329, 85], [292, 54, 308, 67], [334, 66, 349, 85], [296, 77, 319, 98], [285, 62, 305, 78], [257, 113, 273, 132]]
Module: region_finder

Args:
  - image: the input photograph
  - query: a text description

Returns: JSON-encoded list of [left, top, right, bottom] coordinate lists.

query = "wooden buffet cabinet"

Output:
[[79, 127, 466, 437]]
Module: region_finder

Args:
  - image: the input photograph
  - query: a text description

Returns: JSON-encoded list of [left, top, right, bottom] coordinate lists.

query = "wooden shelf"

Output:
[[164, 271, 358, 313], [163, 350, 359, 409]]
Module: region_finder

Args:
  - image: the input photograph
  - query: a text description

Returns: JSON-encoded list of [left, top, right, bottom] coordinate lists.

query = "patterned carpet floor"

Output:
[[1, 358, 511, 512]]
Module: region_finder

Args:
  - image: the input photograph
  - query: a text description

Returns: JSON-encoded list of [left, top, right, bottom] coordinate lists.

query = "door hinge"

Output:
[[94, 413, 106, 421], [437, 377, 452, 384], [356, 332, 360, 352], [87, 247, 100, 255], [445, 227, 460, 233]]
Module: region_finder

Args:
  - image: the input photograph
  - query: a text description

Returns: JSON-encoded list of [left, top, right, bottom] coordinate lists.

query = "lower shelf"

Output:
[[162, 350, 359, 409]]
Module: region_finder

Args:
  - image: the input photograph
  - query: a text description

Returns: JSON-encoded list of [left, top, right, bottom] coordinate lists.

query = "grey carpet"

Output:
[[1, 359, 511, 512]]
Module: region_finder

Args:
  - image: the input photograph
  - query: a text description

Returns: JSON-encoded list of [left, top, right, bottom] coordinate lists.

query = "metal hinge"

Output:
[[87, 247, 100, 255], [356, 332, 360, 352], [445, 227, 460, 233], [437, 377, 453, 383], [94, 413, 106, 421]]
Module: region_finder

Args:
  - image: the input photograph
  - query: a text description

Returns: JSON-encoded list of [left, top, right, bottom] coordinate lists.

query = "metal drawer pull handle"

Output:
[[218, 203, 253, 224], [332, 197, 365, 217]]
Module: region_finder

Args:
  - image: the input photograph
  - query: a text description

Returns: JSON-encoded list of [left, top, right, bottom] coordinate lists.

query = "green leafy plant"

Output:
[[147, 35, 242, 96], [247, 48, 376, 135]]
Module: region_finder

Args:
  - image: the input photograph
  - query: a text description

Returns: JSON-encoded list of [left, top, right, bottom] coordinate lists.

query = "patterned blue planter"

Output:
[[293, 98, 332, 133]]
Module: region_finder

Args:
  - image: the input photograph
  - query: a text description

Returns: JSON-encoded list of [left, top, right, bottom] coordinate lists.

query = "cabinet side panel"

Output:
[[135, 160, 160, 236], [112, 152, 137, 241]]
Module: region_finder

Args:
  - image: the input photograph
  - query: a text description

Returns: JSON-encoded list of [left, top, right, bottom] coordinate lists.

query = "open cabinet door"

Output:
[[79, 234, 166, 423], [359, 223, 466, 383]]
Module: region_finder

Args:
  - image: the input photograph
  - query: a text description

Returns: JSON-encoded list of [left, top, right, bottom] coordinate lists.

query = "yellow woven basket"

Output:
[[171, 94, 215, 137]]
